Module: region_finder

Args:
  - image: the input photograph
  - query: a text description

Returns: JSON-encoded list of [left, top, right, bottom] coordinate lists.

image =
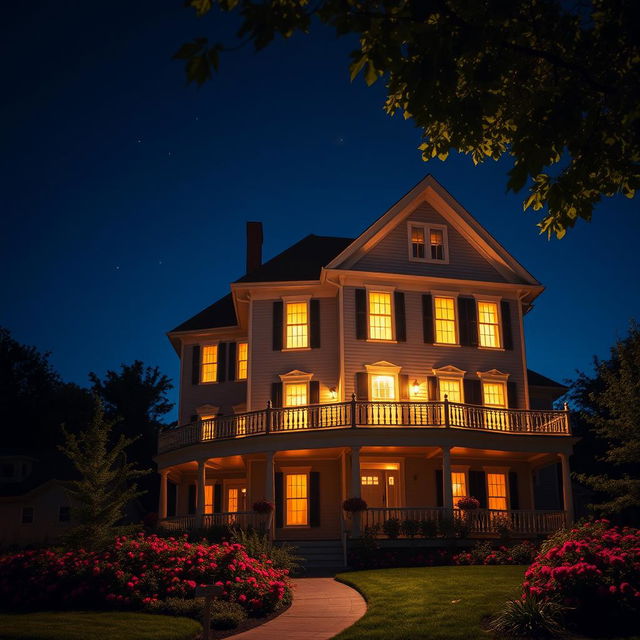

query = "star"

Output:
[[137, 138, 142, 143], [115, 266, 120, 270]]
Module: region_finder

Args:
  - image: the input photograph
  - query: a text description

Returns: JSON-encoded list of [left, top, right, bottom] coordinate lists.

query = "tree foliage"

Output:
[[569, 321, 640, 520], [58, 400, 150, 550], [176, 0, 640, 238]]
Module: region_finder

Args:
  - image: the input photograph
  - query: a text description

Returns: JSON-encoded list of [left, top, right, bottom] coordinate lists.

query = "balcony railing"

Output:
[[160, 511, 265, 531], [158, 398, 570, 453], [362, 507, 566, 536]]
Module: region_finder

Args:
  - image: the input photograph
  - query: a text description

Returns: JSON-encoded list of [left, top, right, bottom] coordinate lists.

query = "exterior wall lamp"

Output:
[[329, 387, 337, 400], [411, 380, 420, 396]]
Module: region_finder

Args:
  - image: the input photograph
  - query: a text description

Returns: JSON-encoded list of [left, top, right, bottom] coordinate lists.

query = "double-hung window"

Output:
[[285, 302, 309, 349], [236, 342, 248, 379], [200, 345, 218, 383], [407, 222, 448, 263], [285, 471, 309, 526], [439, 378, 463, 403], [487, 473, 508, 511], [434, 296, 457, 344], [284, 382, 308, 429], [410, 225, 426, 259], [368, 291, 393, 341], [477, 301, 501, 348]]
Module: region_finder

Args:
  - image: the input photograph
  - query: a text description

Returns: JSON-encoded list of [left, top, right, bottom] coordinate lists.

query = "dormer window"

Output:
[[407, 222, 449, 263]]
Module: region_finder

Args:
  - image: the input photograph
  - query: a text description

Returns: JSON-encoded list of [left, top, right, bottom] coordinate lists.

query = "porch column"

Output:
[[442, 446, 453, 511], [264, 451, 275, 501], [559, 453, 574, 525], [196, 460, 206, 528], [159, 469, 169, 520], [350, 446, 361, 537]]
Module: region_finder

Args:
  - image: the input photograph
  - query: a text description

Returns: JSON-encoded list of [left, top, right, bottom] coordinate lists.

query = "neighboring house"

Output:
[[0, 451, 74, 547], [156, 176, 575, 541]]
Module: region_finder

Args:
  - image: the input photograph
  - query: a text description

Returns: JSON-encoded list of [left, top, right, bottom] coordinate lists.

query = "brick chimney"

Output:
[[246, 221, 263, 274]]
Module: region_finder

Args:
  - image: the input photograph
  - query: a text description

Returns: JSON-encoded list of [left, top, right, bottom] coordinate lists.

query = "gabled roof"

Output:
[[235, 234, 353, 283], [170, 293, 237, 333], [527, 369, 568, 390], [325, 175, 540, 286]]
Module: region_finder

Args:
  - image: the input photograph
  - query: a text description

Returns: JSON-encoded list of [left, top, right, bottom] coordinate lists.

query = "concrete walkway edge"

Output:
[[226, 577, 367, 640]]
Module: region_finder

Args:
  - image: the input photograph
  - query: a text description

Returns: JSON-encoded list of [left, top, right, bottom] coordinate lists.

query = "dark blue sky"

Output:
[[2, 1, 639, 421]]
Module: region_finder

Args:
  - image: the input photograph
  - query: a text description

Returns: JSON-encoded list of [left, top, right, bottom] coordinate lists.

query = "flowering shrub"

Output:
[[456, 497, 480, 510], [0, 533, 291, 616], [453, 541, 538, 566], [342, 497, 367, 512], [252, 499, 275, 514], [523, 520, 640, 633]]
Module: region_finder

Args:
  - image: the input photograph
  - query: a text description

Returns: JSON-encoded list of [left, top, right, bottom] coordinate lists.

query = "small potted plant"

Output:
[[252, 498, 275, 532], [342, 497, 368, 513], [456, 496, 480, 511]]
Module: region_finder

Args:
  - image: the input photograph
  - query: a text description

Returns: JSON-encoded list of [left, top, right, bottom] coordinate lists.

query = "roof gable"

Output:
[[326, 175, 539, 286]]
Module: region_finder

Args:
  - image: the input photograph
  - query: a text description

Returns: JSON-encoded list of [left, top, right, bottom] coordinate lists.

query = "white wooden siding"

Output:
[[352, 202, 507, 282]]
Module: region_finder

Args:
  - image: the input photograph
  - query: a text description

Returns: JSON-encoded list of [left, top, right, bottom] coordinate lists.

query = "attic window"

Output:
[[407, 222, 449, 263]]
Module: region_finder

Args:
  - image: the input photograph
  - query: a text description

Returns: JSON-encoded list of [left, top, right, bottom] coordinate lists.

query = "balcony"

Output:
[[158, 398, 570, 454]]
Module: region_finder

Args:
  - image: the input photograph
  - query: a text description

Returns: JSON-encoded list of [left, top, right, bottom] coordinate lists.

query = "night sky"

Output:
[[2, 1, 639, 422]]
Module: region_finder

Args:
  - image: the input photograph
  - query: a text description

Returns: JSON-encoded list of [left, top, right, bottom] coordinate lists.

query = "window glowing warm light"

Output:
[[284, 382, 308, 428], [285, 302, 309, 349], [478, 301, 500, 348], [200, 414, 215, 439], [411, 226, 425, 259], [451, 472, 467, 506], [228, 488, 238, 513], [430, 228, 445, 260], [439, 378, 462, 403], [483, 382, 507, 408], [205, 485, 214, 515], [368, 291, 393, 340], [434, 297, 457, 344], [285, 473, 308, 525], [370, 375, 396, 401], [487, 473, 508, 510], [237, 342, 248, 379], [361, 475, 379, 485], [201, 345, 218, 382]]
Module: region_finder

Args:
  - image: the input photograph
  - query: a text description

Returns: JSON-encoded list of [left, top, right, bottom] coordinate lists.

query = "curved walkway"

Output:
[[228, 577, 366, 640]]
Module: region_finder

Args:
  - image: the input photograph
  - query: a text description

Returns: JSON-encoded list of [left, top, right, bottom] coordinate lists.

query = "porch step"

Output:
[[280, 539, 345, 570]]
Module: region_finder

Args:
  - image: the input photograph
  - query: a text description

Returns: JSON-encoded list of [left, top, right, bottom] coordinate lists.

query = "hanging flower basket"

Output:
[[457, 496, 480, 511], [342, 497, 368, 513], [252, 499, 275, 514]]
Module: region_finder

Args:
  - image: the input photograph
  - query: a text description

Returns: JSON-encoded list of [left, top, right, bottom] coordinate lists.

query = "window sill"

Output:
[[199, 381, 219, 385], [478, 346, 505, 351], [433, 342, 461, 347], [366, 339, 398, 344], [281, 347, 312, 352]]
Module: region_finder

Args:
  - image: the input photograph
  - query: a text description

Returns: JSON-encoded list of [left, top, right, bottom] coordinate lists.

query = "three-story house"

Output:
[[155, 176, 574, 542]]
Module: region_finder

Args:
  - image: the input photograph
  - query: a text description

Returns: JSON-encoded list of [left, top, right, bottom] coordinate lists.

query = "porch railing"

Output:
[[361, 507, 566, 536], [158, 398, 570, 453], [159, 511, 265, 531]]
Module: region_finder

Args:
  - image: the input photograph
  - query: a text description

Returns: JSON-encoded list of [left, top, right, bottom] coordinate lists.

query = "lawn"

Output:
[[335, 565, 524, 640], [0, 612, 201, 640]]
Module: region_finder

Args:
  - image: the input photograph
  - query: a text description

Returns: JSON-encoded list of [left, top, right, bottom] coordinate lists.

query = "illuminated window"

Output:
[[451, 472, 467, 506], [388, 475, 395, 486], [228, 488, 238, 513], [368, 291, 393, 341], [430, 228, 445, 260], [237, 342, 248, 379], [205, 485, 214, 514], [483, 381, 507, 408], [285, 473, 308, 526], [200, 345, 218, 383], [285, 302, 308, 349], [411, 225, 425, 259], [487, 473, 508, 511], [370, 374, 396, 401], [439, 378, 462, 403], [199, 413, 216, 439], [361, 475, 379, 486], [478, 301, 500, 348], [284, 382, 308, 428], [434, 297, 457, 344]]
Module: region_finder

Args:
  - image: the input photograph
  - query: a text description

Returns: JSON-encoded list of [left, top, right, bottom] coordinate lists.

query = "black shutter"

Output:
[[435, 469, 443, 507], [422, 294, 434, 343], [458, 297, 478, 347], [218, 342, 227, 383], [310, 472, 320, 527], [507, 381, 518, 408], [310, 299, 321, 348], [227, 342, 237, 381], [394, 292, 406, 342], [272, 301, 283, 350], [275, 472, 284, 528], [167, 481, 177, 517], [509, 472, 520, 510], [191, 345, 200, 385], [356, 372, 369, 401], [464, 379, 482, 405], [501, 300, 514, 350], [469, 470, 487, 508], [214, 483, 222, 513], [399, 374, 409, 401], [309, 380, 320, 404], [188, 484, 196, 515], [190, 414, 198, 424], [427, 376, 439, 401], [271, 382, 283, 408], [355, 288, 367, 340]]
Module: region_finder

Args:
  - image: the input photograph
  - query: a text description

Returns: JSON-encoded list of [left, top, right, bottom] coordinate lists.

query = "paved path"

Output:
[[227, 577, 366, 640]]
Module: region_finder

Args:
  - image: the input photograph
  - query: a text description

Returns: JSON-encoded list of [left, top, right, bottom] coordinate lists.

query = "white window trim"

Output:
[[473, 296, 504, 350], [281, 466, 312, 528], [365, 286, 396, 342], [407, 221, 428, 262], [365, 361, 401, 402], [282, 296, 311, 351], [432, 292, 460, 346], [482, 467, 511, 511], [199, 342, 220, 385], [432, 365, 466, 403], [236, 341, 249, 380], [196, 404, 219, 418], [406, 222, 450, 264], [477, 370, 510, 408]]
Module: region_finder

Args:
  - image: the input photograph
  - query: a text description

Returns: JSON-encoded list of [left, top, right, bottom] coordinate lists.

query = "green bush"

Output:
[[418, 519, 438, 539], [232, 529, 303, 575], [209, 600, 247, 630], [382, 518, 401, 539], [489, 595, 568, 638], [401, 519, 420, 538]]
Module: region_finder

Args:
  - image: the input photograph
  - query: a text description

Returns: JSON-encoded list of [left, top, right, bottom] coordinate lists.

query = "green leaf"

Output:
[[364, 60, 378, 86], [349, 55, 367, 82]]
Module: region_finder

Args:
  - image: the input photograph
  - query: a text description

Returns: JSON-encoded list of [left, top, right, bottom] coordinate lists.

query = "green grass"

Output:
[[0, 612, 201, 640], [336, 565, 523, 640]]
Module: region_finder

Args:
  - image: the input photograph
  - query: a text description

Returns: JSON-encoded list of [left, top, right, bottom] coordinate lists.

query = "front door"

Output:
[[361, 470, 400, 508]]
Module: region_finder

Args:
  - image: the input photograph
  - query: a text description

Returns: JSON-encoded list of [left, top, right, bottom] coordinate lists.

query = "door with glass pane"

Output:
[[483, 382, 508, 430], [369, 374, 399, 424], [283, 382, 308, 429], [361, 470, 400, 508]]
